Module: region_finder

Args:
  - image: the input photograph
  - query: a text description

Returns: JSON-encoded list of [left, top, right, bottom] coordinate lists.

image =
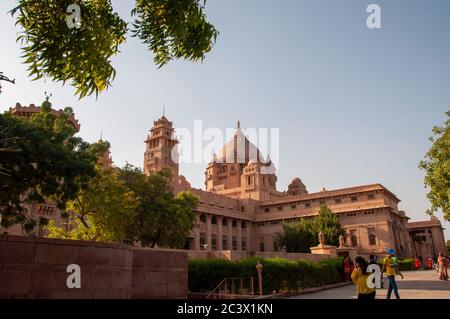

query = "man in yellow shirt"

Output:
[[351, 256, 376, 299], [381, 249, 400, 299]]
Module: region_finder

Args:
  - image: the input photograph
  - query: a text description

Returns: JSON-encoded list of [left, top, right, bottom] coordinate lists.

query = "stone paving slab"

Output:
[[287, 270, 450, 299]]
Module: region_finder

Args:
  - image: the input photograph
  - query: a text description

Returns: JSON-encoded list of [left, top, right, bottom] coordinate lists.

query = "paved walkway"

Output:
[[288, 270, 450, 299]]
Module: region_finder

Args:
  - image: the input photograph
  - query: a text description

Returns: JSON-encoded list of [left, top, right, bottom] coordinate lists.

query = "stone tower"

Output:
[[143, 115, 179, 177]]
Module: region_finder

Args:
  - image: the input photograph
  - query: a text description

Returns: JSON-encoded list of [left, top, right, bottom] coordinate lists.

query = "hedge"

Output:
[[376, 258, 415, 271], [188, 257, 343, 294]]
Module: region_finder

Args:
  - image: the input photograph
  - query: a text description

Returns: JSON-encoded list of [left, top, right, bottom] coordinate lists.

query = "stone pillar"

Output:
[[228, 219, 233, 250], [194, 223, 200, 251], [206, 214, 212, 250], [217, 216, 223, 250], [246, 221, 251, 252], [237, 220, 242, 251]]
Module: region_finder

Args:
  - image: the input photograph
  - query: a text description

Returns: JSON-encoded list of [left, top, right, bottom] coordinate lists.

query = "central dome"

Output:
[[217, 125, 264, 164]]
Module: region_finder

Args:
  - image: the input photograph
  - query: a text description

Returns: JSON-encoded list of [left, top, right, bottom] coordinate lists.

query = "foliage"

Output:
[[11, 0, 217, 98], [446, 240, 450, 254], [131, 0, 218, 67], [188, 257, 343, 294], [275, 204, 346, 253], [312, 203, 346, 246], [419, 110, 450, 221], [45, 216, 116, 242], [47, 165, 198, 248], [0, 102, 100, 231], [274, 219, 316, 253]]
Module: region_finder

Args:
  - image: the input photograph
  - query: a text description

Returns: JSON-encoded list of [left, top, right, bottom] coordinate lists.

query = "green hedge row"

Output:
[[188, 257, 344, 294], [376, 258, 415, 271]]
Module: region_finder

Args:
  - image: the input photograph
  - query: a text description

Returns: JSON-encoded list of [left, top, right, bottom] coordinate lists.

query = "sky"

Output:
[[0, 0, 449, 239]]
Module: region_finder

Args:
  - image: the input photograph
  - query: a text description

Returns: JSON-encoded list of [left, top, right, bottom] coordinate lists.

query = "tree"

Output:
[[274, 204, 345, 253], [274, 219, 316, 253], [117, 165, 198, 248], [47, 166, 139, 242], [10, 0, 218, 98], [312, 203, 346, 246], [0, 101, 101, 231], [47, 165, 198, 248], [419, 111, 450, 221]]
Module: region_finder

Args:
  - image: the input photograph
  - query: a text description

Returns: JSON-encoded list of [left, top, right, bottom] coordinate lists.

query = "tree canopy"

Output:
[[419, 110, 450, 221], [47, 165, 199, 248], [0, 101, 103, 231], [275, 204, 346, 253], [10, 0, 218, 98]]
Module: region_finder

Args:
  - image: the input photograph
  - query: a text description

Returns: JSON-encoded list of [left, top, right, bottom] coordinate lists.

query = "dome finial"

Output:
[[237, 120, 240, 129]]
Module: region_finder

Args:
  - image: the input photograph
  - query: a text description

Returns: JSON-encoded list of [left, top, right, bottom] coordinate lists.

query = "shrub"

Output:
[[188, 257, 343, 294]]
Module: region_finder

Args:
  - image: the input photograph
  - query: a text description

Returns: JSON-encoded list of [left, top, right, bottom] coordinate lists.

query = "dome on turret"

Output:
[[215, 121, 264, 164]]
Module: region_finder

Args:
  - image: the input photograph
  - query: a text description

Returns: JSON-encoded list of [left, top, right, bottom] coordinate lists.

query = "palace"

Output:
[[144, 115, 447, 259], [3, 103, 447, 260]]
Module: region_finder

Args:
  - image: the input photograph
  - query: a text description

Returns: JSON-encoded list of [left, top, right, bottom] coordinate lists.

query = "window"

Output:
[[211, 216, 217, 225], [277, 206, 283, 211], [247, 176, 252, 185], [335, 198, 342, 204], [350, 230, 358, 247], [368, 194, 375, 200], [291, 205, 297, 210], [368, 228, 376, 246], [211, 234, 217, 250], [305, 203, 311, 208], [200, 233, 206, 247], [222, 236, 228, 250], [264, 208, 270, 213], [351, 196, 358, 202], [241, 221, 246, 229], [241, 237, 246, 250], [259, 238, 265, 252], [232, 236, 237, 250], [232, 220, 237, 228], [38, 217, 49, 237], [199, 214, 206, 223], [222, 218, 228, 226]]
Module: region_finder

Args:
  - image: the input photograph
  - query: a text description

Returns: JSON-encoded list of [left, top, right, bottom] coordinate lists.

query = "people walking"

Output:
[[381, 249, 400, 299], [344, 256, 352, 282], [438, 253, 448, 281], [392, 252, 404, 279], [351, 256, 376, 300], [414, 256, 421, 270]]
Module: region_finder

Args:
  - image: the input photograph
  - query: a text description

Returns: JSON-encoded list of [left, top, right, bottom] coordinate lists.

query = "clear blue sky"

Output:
[[0, 0, 449, 239]]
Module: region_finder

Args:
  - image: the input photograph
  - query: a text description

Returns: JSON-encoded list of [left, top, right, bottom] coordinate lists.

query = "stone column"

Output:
[[217, 216, 223, 251], [206, 214, 212, 250], [228, 219, 233, 250], [237, 220, 242, 251], [194, 222, 200, 251], [246, 221, 251, 252]]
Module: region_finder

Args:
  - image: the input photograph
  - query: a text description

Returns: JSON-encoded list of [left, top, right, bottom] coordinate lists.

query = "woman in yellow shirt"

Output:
[[351, 256, 376, 299]]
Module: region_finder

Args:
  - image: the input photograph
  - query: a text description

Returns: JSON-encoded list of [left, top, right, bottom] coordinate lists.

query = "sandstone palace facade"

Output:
[[144, 115, 446, 259], [3, 104, 447, 260]]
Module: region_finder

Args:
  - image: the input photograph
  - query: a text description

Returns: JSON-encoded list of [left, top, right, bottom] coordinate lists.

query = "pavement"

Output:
[[287, 270, 450, 299]]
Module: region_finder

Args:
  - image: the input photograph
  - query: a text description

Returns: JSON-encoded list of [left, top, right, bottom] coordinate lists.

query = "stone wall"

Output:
[[0, 235, 187, 299]]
